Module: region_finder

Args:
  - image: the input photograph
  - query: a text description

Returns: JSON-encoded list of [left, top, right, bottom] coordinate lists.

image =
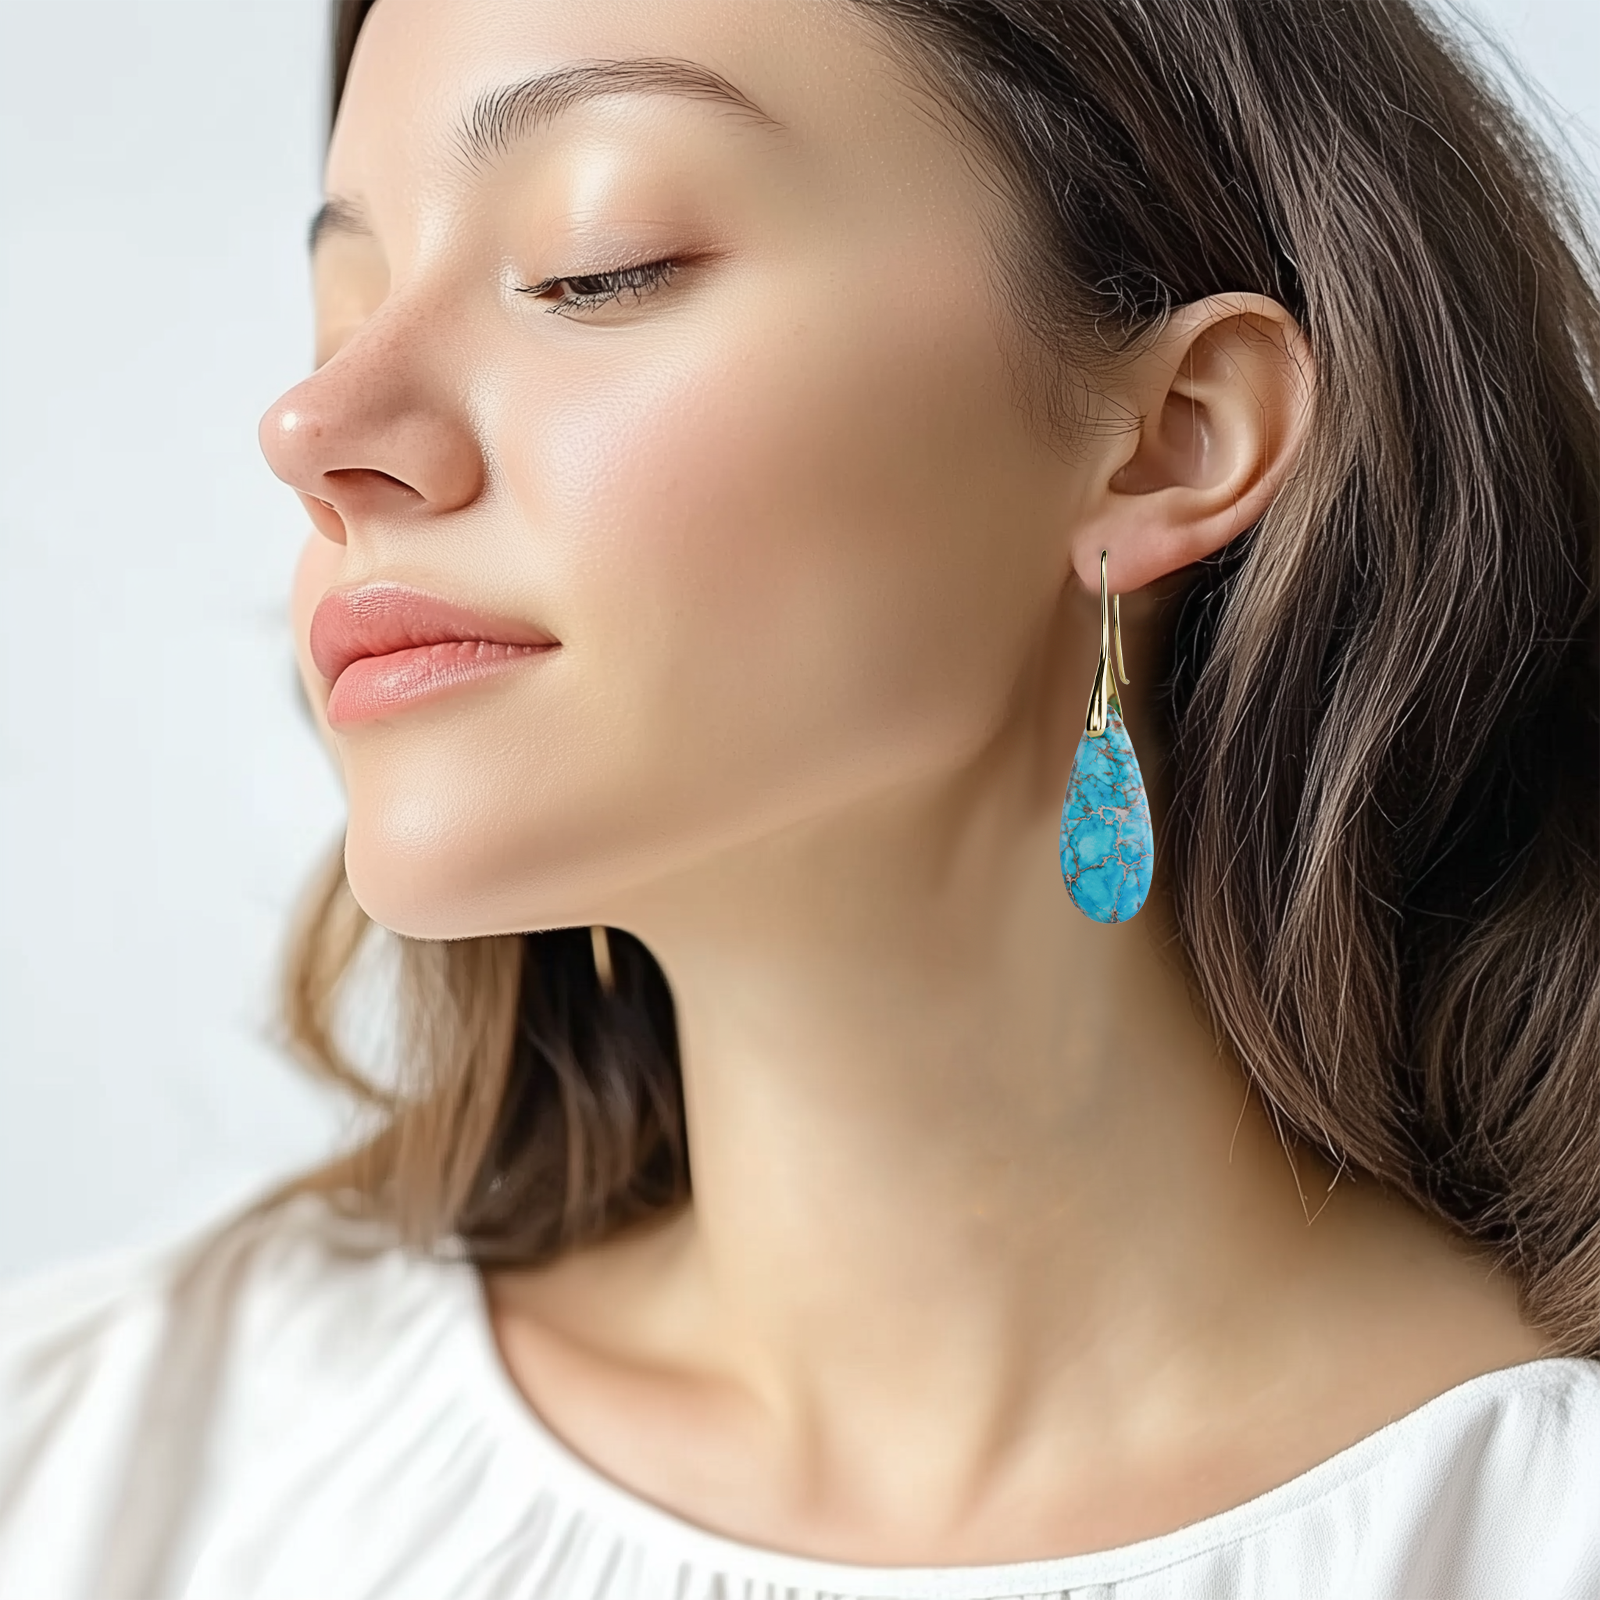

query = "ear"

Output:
[[1071, 293, 1313, 594]]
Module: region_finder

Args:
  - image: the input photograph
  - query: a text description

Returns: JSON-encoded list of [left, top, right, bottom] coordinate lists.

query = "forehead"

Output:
[[332, 0, 960, 192]]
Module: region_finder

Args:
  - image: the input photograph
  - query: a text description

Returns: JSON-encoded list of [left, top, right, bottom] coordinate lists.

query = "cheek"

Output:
[[500, 292, 1059, 818], [342, 282, 1065, 938]]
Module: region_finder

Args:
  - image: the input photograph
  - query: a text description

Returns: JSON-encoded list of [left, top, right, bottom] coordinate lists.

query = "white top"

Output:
[[2, 1192, 1598, 1600]]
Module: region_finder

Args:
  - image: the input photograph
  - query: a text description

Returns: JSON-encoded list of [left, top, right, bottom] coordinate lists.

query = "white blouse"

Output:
[[2, 1190, 1598, 1600]]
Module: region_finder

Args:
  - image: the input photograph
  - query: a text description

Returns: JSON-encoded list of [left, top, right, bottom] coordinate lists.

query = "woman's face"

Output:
[[264, 0, 1087, 938]]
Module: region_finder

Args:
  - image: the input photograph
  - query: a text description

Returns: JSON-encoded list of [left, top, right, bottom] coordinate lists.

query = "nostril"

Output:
[[324, 465, 423, 499], [297, 491, 349, 545]]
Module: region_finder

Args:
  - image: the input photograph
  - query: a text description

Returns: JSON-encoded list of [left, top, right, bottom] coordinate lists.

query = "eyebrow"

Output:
[[308, 58, 779, 254], [456, 56, 782, 168], [308, 195, 370, 252]]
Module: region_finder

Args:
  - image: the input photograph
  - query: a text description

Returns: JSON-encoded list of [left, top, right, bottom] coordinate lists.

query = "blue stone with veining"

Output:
[[1059, 707, 1153, 923]]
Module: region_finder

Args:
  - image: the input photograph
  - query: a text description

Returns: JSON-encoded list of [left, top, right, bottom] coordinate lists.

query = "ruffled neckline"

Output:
[[427, 1224, 1591, 1599]]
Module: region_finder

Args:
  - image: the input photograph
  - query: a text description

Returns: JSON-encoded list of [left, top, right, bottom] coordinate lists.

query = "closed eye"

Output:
[[516, 259, 679, 316]]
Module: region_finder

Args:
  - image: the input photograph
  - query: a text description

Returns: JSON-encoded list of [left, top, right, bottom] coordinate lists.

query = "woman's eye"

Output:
[[516, 259, 678, 316]]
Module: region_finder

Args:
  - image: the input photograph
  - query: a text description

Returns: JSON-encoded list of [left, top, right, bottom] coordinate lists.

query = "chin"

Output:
[[339, 784, 654, 942], [342, 815, 548, 942], [343, 833, 483, 942]]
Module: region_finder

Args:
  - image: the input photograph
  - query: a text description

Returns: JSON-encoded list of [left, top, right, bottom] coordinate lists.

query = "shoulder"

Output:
[[1429, 1357, 1600, 1519], [1205, 1358, 1600, 1597], [0, 1188, 446, 1414], [0, 1189, 484, 1596], [1377, 1355, 1600, 1495]]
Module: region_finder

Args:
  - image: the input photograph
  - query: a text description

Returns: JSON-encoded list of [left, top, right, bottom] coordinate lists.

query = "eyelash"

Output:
[[516, 259, 679, 315]]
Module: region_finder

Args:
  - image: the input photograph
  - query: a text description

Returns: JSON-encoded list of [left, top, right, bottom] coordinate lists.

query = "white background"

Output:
[[1, 0, 1597, 1284]]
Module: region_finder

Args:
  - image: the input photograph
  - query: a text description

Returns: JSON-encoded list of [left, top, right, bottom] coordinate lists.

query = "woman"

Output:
[[3, 0, 1597, 1594]]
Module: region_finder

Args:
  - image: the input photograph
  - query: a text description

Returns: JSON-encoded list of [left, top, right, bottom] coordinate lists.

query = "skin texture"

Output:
[[261, 0, 1545, 1565]]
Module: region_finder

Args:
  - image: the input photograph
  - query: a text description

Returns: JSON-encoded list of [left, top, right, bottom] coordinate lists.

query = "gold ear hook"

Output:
[[1086, 550, 1125, 736], [590, 924, 616, 996]]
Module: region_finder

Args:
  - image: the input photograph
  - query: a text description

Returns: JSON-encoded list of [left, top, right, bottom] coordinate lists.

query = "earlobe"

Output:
[[1074, 293, 1313, 593]]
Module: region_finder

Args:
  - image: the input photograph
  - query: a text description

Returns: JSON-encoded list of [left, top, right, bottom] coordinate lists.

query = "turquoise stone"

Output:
[[1059, 707, 1153, 922]]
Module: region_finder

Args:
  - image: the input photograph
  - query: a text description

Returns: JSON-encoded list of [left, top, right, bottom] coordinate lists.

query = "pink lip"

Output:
[[310, 583, 559, 727]]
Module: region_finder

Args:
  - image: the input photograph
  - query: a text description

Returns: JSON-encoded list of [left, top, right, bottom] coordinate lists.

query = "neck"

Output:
[[614, 695, 1320, 1442], [488, 633, 1539, 1558]]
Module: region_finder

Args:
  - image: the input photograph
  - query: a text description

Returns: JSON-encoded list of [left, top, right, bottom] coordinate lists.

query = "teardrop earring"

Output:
[[1059, 551, 1154, 922]]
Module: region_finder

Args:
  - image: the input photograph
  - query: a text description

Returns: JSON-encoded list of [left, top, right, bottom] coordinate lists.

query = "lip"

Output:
[[310, 582, 559, 727]]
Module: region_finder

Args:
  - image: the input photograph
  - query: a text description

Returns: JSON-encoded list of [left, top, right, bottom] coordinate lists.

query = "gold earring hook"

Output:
[[1085, 550, 1130, 737], [590, 924, 615, 996]]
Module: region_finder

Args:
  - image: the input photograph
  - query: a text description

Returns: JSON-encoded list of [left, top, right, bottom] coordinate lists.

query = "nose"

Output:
[[259, 306, 484, 544]]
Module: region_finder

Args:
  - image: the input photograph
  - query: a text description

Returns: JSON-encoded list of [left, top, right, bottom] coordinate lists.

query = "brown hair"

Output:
[[282, 0, 1600, 1347]]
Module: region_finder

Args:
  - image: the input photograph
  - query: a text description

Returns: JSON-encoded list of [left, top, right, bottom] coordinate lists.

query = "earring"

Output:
[[1059, 551, 1153, 922], [590, 925, 616, 995]]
